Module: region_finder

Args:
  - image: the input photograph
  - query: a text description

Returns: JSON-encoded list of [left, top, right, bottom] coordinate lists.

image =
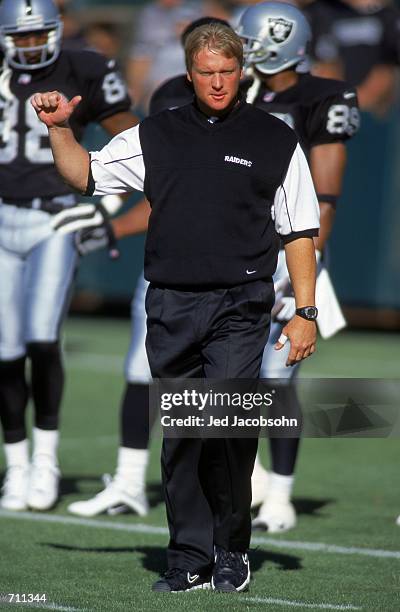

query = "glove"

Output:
[[50, 194, 123, 234], [75, 225, 119, 259], [52, 194, 122, 259]]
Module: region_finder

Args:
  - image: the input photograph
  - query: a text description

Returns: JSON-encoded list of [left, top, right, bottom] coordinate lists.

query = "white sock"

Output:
[[32, 427, 59, 466], [268, 471, 294, 504], [114, 447, 148, 494], [253, 452, 267, 475], [3, 439, 29, 469]]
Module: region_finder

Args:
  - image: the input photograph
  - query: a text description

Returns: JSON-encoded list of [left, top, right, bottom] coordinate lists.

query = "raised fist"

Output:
[[31, 91, 82, 128]]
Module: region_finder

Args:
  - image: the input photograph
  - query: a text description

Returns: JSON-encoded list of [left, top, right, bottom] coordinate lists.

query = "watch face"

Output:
[[304, 306, 318, 319], [297, 306, 318, 320]]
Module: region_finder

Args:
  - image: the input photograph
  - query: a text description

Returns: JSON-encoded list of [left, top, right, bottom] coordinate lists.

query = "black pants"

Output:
[[145, 279, 273, 572]]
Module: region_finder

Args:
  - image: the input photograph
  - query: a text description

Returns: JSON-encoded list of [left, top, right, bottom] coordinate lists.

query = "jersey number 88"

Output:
[[326, 104, 360, 136]]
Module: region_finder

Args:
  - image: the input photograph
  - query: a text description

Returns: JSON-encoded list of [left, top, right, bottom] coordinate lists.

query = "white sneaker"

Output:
[[251, 462, 269, 509], [252, 497, 297, 533], [396, 515, 400, 526], [0, 465, 30, 511], [67, 474, 149, 517], [28, 460, 60, 511]]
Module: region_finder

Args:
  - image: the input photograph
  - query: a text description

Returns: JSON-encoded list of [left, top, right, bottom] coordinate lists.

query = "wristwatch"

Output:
[[295, 306, 318, 321]]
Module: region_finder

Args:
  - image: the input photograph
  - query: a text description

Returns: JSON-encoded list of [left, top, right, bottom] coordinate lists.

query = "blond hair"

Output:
[[185, 22, 243, 73]]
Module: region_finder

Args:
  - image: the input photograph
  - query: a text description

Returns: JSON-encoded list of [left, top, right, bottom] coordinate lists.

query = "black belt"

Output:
[[1, 197, 67, 214]]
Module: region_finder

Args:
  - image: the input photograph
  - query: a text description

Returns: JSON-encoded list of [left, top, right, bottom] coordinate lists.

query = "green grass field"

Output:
[[0, 318, 399, 611]]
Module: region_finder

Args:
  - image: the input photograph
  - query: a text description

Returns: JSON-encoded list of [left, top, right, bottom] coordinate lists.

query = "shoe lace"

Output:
[[90, 474, 118, 500], [215, 548, 245, 571], [92, 475, 131, 516], [101, 473, 144, 501]]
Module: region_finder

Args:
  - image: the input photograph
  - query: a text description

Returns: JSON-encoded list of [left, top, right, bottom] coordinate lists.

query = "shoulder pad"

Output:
[[149, 75, 193, 115], [298, 74, 356, 105], [62, 49, 117, 81]]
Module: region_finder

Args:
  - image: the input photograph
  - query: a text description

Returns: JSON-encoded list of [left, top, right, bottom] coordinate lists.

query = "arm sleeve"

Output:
[[88, 125, 145, 196], [307, 90, 360, 146], [81, 53, 131, 124], [273, 143, 320, 244]]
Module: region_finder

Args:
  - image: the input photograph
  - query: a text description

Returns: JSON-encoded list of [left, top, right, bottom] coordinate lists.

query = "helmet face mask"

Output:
[[0, 0, 63, 70], [236, 2, 310, 76], [241, 31, 285, 69]]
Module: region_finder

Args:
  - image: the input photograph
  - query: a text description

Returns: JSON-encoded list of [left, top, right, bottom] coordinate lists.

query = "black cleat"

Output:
[[152, 568, 211, 593], [211, 546, 250, 592]]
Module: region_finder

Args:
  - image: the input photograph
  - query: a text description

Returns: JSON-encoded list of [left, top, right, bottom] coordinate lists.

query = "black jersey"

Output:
[[149, 75, 193, 116], [243, 73, 360, 156], [89, 100, 320, 286], [304, 0, 399, 85], [0, 49, 131, 200]]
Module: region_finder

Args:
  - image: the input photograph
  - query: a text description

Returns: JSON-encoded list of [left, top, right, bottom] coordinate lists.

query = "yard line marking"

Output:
[[243, 597, 361, 610], [1, 510, 400, 560]]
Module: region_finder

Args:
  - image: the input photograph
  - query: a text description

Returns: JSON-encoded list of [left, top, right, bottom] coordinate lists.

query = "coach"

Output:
[[32, 23, 319, 594]]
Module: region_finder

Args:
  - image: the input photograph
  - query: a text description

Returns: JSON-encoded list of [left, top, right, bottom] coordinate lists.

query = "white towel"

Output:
[[316, 268, 347, 339]]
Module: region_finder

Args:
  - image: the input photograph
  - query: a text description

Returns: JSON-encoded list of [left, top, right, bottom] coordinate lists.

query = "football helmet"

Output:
[[0, 0, 63, 70], [236, 1, 311, 75]]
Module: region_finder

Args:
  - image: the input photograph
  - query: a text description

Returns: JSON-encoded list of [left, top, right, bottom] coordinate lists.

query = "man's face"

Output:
[[11, 30, 50, 65], [187, 47, 242, 116]]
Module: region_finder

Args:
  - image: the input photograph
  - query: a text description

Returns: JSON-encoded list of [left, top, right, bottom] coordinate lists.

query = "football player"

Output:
[[0, 0, 138, 512], [236, 1, 359, 531], [303, 0, 400, 114]]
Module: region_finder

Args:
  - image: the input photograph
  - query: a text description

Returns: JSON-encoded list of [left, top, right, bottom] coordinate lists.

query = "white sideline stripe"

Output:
[[9, 604, 84, 612], [43, 607, 82, 612], [1, 510, 400, 560], [243, 597, 361, 610], [4, 595, 360, 612], [0, 510, 168, 535], [251, 535, 400, 559]]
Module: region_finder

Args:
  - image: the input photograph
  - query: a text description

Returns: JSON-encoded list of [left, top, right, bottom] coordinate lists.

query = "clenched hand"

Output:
[[31, 91, 81, 128]]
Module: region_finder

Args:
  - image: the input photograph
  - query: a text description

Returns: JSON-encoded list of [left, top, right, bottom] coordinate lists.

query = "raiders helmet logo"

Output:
[[268, 17, 294, 44]]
